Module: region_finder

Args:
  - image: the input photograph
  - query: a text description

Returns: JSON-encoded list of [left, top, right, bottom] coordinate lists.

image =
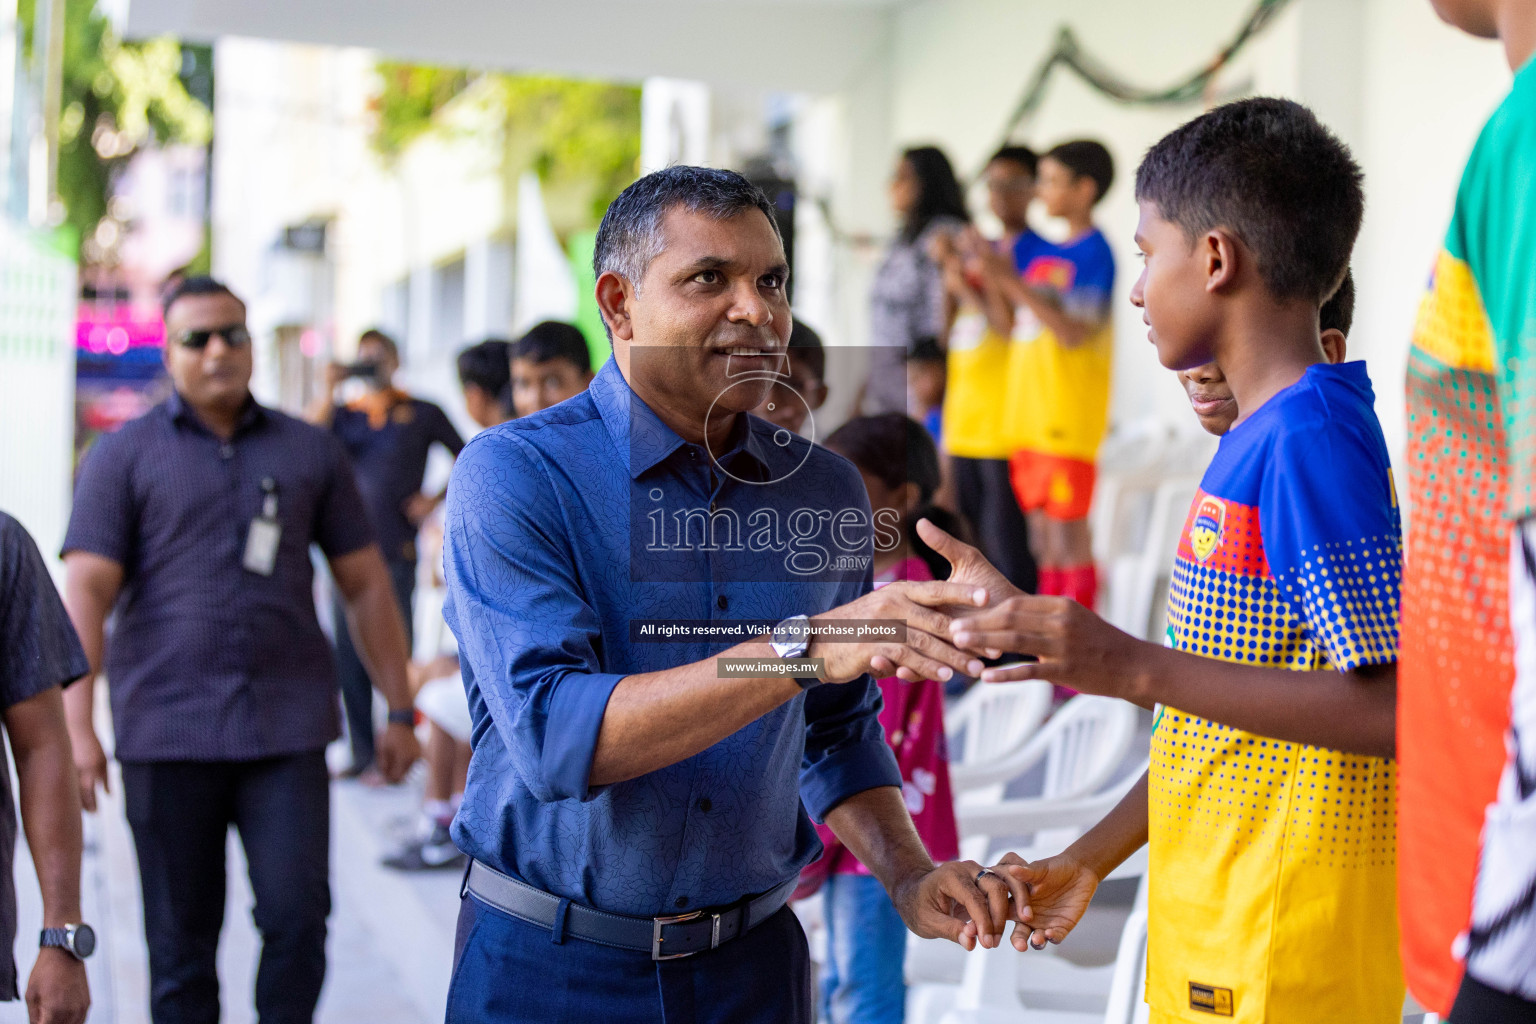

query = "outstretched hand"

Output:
[[988, 851, 1101, 951], [949, 591, 1148, 700], [890, 859, 1019, 951]]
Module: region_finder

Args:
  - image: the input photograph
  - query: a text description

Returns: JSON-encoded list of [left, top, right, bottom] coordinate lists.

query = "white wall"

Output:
[[823, 0, 1511, 459]]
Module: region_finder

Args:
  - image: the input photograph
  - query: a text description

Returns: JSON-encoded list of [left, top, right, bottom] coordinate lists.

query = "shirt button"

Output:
[[674, 896, 690, 909], [716, 594, 728, 611], [698, 798, 712, 813]]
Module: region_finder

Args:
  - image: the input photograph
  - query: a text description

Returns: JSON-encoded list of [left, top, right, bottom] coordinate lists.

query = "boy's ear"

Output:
[[1320, 328, 1348, 364], [1203, 228, 1242, 294], [595, 271, 636, 343]]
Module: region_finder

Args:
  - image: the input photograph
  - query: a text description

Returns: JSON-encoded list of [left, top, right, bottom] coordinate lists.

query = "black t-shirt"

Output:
[[0, 512, 88, 999]]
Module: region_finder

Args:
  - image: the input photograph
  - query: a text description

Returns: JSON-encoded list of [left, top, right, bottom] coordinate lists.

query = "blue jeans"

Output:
[[820, 873, 907, 1024], [446, 891, 813, 1023]]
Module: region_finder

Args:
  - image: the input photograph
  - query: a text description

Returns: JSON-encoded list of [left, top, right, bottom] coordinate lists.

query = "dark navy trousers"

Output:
[[445, 892, 813, 1024]]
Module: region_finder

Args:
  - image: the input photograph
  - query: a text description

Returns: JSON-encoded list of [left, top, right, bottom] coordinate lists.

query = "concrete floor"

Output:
[[0, 751, 462, 1024]]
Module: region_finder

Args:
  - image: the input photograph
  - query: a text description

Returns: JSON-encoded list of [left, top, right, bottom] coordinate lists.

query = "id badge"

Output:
[[243, 517, 282, 576]]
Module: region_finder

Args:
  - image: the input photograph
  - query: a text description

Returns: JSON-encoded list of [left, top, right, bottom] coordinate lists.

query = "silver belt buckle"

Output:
[[650, 909, 723, 960]]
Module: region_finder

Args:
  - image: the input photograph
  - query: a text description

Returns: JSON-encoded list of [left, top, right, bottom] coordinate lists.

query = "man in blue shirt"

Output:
[[443, 167, 1018, 1023], [61, 277, 420, 1024]]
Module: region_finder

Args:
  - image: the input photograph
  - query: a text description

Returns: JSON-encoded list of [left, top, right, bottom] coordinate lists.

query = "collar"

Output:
[[166, 390, 266, 436], [590, 356, 790, 482]]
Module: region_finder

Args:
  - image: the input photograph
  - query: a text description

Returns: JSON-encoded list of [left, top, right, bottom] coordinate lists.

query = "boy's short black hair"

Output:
[[457, 338, 513, 398], [907, 336, 945, 364], [989, 144, 1039, 179], [161, 274, 242, 319], [1044, 140, 1114, 202], [1135, 97, 1363, 304], [1320, 267, 1355, 336], [787, 319, 826, 382], [512, 321, 591, 374]]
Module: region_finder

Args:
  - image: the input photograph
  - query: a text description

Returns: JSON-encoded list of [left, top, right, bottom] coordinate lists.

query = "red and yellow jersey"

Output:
[[1398, 56, 1536, 1014], [1001, 228, 1114, 462], [943, 311, 1014, 459], [1150, 362, 1403, 1024]]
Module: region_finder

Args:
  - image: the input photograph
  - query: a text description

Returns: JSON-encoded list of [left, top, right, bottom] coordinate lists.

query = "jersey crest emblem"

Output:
[[1190, 495, 1226, 563]]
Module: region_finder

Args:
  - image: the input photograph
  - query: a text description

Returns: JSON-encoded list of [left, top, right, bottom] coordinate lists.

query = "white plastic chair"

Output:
[[946, 681, 1054, 805], [1101, 476, 1201, 643]]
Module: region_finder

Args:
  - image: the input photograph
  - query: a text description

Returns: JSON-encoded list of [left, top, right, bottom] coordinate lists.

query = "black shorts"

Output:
[[1450, 976, 1536, 1024], [951, 455, 1036, 593]]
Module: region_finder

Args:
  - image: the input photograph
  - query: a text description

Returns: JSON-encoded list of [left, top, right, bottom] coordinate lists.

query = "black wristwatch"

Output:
[[386, 707, 415, 726], [40, 924, 95, 960]]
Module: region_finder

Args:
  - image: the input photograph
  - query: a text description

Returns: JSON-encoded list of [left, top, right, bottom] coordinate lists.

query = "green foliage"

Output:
[[370, 64, 640, 230], [19, 0, 211, 257]]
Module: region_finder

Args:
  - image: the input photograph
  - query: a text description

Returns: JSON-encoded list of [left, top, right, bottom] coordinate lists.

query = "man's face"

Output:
[[1130, 200, 1217, 372], [357, 337, 399, 386], [985, 159, 1034, 230], [511, 357, 591, 417], [605, 206, 791, 423], [163, 292, 253, 411]]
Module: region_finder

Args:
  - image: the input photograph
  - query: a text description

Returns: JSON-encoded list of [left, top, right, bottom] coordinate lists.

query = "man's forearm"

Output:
[[823, 785, 934, 897], [590, 638, 802, 786], [1136, 645, 1396, 757], [7, 695, 83, 927]]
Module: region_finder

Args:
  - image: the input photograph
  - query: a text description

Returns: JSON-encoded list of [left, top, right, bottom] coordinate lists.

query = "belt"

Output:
[[462, 859, 798, 961]]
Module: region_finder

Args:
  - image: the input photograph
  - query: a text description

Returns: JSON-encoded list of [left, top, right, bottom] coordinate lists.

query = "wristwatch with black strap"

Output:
[[40, 923, 96, 960]]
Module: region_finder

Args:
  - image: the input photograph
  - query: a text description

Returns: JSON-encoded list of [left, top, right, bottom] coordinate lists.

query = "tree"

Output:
[[18, 0, 212, 259]]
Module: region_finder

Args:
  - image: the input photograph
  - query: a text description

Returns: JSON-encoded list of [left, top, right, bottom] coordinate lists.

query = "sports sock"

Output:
[[1037, 566, 1063, 596], [1060, 563, 1098, 610]]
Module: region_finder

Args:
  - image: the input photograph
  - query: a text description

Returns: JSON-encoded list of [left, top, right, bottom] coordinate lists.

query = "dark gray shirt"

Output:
[[62, 392, 375, 763], [0, 512, 89, 999]]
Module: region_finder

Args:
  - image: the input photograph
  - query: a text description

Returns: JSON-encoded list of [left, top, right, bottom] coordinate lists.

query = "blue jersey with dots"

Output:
[[1147, 360, 1405, 1023]]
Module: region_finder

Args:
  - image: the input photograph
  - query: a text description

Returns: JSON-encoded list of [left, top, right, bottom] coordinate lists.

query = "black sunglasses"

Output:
[[174, 324, 252, 350]]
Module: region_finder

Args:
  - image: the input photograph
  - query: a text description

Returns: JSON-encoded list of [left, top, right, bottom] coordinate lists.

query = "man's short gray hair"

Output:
[[593, 166, 781, 290]]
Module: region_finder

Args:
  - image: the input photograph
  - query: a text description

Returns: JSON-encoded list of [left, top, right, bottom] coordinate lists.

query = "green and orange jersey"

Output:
[[1399, 56, 1536, 1014]]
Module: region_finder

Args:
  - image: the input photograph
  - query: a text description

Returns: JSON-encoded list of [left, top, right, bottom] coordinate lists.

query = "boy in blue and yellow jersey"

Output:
[[922, 98, 1403, 1024]]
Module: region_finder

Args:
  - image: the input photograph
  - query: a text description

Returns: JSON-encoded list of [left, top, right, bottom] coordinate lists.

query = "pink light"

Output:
[[300, 329, 322, 358], [105, 326, 130, 355], [88, 325, 109, 353]]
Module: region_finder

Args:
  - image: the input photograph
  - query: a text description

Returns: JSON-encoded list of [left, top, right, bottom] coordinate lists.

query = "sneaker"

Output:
[[381, 823, 466, 872]]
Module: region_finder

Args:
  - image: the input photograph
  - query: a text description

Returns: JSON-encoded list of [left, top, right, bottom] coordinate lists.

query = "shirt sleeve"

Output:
[[1061, 231, 1115, 325], [442, 430, 624, 804], [0, 516, 88, 708], [1258, 417, 1402, 671], [313, 433, 377, 558], [798, 505, 902, 822], [61, 434, 135, 565], [429, 403, 466, 457]]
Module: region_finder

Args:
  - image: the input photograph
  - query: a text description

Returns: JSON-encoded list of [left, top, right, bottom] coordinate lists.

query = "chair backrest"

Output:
[[1039, 695, 1140, 800], [945, 680, 1053, 774]]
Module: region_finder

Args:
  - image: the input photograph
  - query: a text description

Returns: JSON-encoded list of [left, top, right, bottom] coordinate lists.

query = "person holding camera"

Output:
[[308, 329, 464, 779]]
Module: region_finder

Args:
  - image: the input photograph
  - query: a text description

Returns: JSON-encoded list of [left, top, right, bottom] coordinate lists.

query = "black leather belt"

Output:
[[462, 859, 798, 961]]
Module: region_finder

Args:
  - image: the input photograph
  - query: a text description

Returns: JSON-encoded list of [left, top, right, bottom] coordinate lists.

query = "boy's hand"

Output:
[[989, 851, 1101, 951], [810, 581, 990, 684], [916, 519, 1024, 616], [949, 593, 1149, 698]]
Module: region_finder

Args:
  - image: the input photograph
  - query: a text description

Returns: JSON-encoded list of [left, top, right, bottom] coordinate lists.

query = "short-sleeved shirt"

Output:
[[1399, 55, 1536, 1010], [331, 395, 463, 563], [63, 392, 376, 762], [1001, 227, 1115, 462], [443, 357, 901, 918], [1151, 362, 1403, 1023], [0, 513, 87, 1000], [944, 233, 1035, 460]]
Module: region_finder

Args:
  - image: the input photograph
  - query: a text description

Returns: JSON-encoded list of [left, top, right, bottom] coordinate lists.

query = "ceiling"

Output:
[[125, 0, 899, 92]]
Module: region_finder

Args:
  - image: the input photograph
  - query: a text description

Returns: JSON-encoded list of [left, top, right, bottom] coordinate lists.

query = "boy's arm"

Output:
[[978, 251, 1099, 348], [955, 595, 1395, 758], [991, 771, 1149, 950]]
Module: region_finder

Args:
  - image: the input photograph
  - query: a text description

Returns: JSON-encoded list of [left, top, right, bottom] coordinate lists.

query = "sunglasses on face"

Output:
[[174, 324, 251, 350]]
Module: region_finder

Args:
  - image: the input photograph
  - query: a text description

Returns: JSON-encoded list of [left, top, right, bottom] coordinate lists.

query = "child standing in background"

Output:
[[808, 413, 960, 1024], [984, 140, 1116, 610]]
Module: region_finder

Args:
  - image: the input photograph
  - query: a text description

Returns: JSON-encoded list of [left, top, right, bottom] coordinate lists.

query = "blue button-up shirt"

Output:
[[444, 357, 901, 917], [63, 393, 375, 762]]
